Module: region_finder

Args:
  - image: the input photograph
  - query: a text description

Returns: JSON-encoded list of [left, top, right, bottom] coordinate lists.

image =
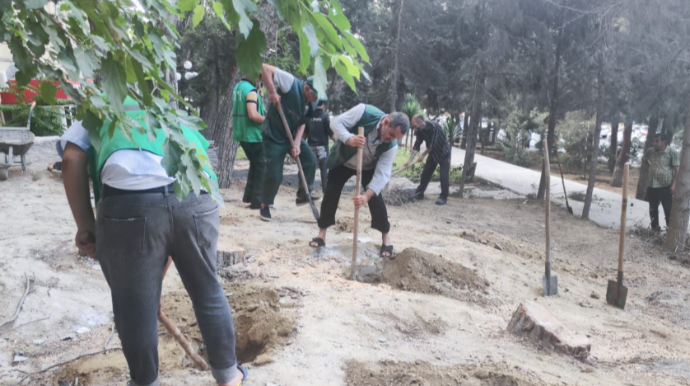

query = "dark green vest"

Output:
[[263, 77, 311, 144], [87, 97, 216, 202], [232, 80, 264, 143], [326, 105, 396, 169]]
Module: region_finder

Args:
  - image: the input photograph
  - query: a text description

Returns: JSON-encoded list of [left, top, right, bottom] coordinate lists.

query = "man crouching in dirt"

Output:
[[59, 96, 247, 386], [308, 104, 409, 257]]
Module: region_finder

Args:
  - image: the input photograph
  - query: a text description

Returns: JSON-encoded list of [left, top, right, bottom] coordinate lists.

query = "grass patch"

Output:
[[235, 145, 247, 160]]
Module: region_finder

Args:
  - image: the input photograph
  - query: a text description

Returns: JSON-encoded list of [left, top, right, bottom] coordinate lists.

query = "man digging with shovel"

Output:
[[59, 95, 247, 386], [308, 104, 409, 257], [258, 63, 322, 221]]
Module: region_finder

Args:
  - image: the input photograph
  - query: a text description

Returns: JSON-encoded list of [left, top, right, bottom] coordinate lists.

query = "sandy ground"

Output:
[[2, 142, 690, 386]]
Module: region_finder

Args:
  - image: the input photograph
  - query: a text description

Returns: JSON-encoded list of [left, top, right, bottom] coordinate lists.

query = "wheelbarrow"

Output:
[[0, 102, 35, 180]]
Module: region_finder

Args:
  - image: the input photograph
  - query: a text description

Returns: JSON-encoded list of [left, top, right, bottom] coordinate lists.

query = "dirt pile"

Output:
[[459, 230, 542, 260], [381, 248, 489, 302], [346, 360, 552, 386]]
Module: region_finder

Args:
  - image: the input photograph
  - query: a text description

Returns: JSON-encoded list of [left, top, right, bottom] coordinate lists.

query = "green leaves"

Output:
[[101, 57, 128, 115], [313, 56, 328, 101], [212, 1, 232, 30], [39, 81, 57, 105], [192, 5, 205, 28], [24, 0, 48, 9], [177, 0, 197, 12], [232, 0, 257, 37], [236, 21, 266, 80]]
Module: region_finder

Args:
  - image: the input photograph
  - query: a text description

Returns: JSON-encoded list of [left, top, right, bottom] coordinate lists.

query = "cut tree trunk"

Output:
[[664, 102, 690, 252], [389, 0, 404, 113], [582, 47, 605, 220], [608, 118, 619, 173], [635, 114, 660, 200], [459, 70, 485, 198], [507, 301, 591, 359], [611, 122, 633, 187]]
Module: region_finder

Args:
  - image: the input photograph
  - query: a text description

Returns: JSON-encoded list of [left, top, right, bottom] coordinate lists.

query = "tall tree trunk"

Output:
[[538, 24, 564, 199], [635, 114, 660, 200], [461, 114, 469, 149], [491, 122, 498, 144], [582, 48, 605, 220], [390, 0, 404, 113], [611, 121, 632, 187], [608, 118, 619, 172], [459, 70, 485, 197], [664, 103, 690, 251]]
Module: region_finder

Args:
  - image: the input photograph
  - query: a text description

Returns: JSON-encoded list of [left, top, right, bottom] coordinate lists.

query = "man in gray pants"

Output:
[[59, 98, 246, 386]]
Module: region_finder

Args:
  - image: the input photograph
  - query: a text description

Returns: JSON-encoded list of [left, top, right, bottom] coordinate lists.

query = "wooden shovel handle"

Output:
[[619, 163, 629, 273], [543, 140, 551, 269], [350, 127, 364, 280]]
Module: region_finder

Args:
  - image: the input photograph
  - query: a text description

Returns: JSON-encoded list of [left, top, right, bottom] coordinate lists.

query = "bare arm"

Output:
[[62, 143, 96, 258], [246, 92, 265, 124], [260, 64, 280, 106], [291, 123, 307, 158]]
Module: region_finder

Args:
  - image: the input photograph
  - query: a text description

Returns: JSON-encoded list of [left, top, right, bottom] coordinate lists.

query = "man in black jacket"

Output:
[[405, 114, 451, 205], [306, 100, 334, 190]]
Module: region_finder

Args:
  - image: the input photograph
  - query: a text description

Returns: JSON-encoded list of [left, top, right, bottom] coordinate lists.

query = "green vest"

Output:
[[326, 105, 396, 169], [232, 80, 265, 143], [263, 77, 312, 144], [88, 96, 217, 202]]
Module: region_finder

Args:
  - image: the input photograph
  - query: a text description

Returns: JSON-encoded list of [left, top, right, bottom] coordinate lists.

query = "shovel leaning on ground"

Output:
[[276, 106, 320, 221], [350, 127, 364, 280], [606, 163, 629, 309], [542, 140, 558, 296]]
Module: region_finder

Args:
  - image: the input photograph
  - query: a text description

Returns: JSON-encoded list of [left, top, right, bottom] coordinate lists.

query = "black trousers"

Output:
[[648, 186, 672, 230], [317, 164, 390, 234], [415, 155, 450, 199], [240, 142, 265, 206]]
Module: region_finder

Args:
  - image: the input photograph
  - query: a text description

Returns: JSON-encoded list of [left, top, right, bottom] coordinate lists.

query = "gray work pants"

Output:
[[96, 188, 237, 386]]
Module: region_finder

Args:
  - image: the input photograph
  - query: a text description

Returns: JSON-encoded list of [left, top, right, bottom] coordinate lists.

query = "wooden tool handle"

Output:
[[350, 126, 364, 280], [618, 163, 629, 273], [543, 140, 551, 269], [158, 311, 209, 370]]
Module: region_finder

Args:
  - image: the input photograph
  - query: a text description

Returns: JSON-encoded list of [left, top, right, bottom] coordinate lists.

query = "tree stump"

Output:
[[507, 301, 591, 359], [216, 242, 245, 269]]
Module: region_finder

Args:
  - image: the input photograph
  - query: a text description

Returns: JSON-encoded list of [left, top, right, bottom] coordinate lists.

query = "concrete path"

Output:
[[450, 147, 661, 230]]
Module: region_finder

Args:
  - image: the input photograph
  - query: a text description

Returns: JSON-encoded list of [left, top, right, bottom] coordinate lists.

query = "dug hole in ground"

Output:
[[1, 139, 690, 386]]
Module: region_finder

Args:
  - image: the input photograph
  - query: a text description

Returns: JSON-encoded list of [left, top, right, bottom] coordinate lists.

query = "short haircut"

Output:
[[654, 133, 666, 142], [412, 114, 425, 127], [317, 100, 326, 107], [388, 112, 410, 136]]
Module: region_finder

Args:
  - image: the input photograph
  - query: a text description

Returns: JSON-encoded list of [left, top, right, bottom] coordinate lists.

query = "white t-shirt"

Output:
[[60, 121, 175, 190]]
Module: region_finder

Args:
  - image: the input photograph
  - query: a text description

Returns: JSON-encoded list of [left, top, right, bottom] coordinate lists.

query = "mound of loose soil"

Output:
[[346, 360, 552, 386], [459, 230, 542, 260], [381, 248, 489, 302]]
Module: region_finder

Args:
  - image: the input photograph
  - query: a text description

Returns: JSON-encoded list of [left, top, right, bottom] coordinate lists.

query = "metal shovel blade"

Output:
[[309, 200, 320, 221], [542, 275, 558, 296], [606, 280, 628, 309]]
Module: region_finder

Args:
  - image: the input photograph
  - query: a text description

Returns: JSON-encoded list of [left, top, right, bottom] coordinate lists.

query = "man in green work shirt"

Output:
[[233, 76, 266, 209], [642, 133, 680, 231], [259, 63, 321, 221]]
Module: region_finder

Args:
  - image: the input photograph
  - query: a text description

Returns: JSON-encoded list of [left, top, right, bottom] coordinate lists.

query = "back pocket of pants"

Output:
[[100, 216, 147, 255], [194, 207, 219, 248]]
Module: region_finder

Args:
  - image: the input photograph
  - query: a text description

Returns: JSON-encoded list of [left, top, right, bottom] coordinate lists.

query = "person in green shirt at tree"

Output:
[[233, 76, 266, 209], [642, 133, 680, 231], [258, 63, 322, 221]]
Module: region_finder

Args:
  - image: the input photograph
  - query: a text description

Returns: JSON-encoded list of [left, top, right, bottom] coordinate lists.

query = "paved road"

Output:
[[450, 147, 661, 230]]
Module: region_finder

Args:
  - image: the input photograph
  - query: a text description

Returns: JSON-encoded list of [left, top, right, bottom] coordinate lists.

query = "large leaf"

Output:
[[298, 30, 311, 74], [303, 22, 319, 57], [232, 0, 257, 38], [74, 47, 98, 78], [192, 5, 205, 28], [328, 0, 351, 31], [24, 0, 48, 9], [311, 13, 341, 49], [177, 0, 197, 12], [101, 57, 128, 115], [343, 31, 369, 62], [313, 56, 329, 99], [40, 81, 57, 105], [131, 59, 151, 107], [236, 21, 266, 80], [212, 1, 232, 30]]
